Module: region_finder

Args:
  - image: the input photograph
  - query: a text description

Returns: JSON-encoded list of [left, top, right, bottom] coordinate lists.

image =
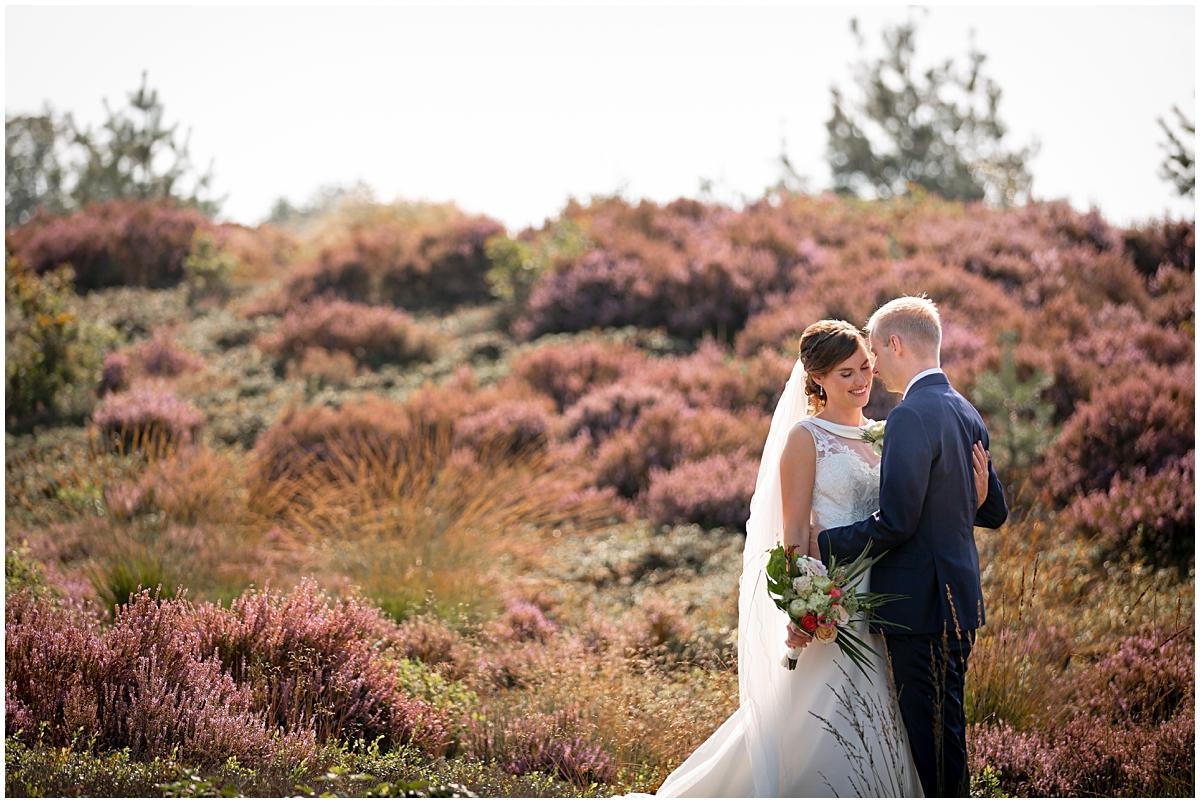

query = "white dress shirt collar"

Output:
[[903, 368, 945, 398]]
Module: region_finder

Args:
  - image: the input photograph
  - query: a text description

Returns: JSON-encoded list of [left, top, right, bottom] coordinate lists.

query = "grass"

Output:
[[247, 427, 613, 621]]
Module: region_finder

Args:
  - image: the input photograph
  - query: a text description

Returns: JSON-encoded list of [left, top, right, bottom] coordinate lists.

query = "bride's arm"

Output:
[[779, 425, 818, 558]]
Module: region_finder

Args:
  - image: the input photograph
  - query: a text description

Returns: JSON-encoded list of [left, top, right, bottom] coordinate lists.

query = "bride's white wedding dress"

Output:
[[652, 359, 922, 797]]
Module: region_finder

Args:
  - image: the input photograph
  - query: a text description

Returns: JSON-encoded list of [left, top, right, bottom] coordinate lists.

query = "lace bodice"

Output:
[[798, 418, 881, 532]]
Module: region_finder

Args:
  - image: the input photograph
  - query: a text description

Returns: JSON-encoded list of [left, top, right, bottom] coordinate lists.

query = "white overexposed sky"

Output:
[[4, 1, 1196, 232]]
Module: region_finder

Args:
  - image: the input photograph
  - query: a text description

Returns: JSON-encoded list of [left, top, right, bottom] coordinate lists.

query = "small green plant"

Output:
[[89, 544, 184, 615], [485, 218, 590, 322], [971, 765, 1010, 798], [183, 230, 238, 306], [394, 658, 478, 742], [972, 330, 1055, 506]]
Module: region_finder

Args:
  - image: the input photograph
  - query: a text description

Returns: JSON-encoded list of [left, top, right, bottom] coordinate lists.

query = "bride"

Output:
[[652, 320, 988, 797]]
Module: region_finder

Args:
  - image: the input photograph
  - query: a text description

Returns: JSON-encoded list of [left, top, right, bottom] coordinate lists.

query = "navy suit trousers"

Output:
[[885, 631, 974, 797]]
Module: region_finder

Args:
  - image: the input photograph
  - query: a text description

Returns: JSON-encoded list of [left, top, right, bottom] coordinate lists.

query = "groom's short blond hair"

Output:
[[867, 296, 942, 359]]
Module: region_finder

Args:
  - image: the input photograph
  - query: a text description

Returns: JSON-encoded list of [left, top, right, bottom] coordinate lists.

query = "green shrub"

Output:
[[5, 542, 54, 600], [4, 738, 184, 798], [182, 230, 238, 306], [486, 219, 591, 326], [5, 260, 118, 431]]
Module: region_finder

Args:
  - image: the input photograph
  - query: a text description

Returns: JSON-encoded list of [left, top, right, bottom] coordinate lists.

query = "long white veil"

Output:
[[737, 355, 810, 795]]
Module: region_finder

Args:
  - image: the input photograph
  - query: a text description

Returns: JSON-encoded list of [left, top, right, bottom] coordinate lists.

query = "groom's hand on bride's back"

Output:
[[785, 622, 812, 650]]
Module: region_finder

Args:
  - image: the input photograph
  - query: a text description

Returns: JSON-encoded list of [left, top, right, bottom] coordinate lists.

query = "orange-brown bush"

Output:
[[210, 221, 297, 282]]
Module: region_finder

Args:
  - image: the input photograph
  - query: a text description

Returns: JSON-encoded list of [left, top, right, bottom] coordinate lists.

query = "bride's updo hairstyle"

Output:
[[798, 319, 868, 414]]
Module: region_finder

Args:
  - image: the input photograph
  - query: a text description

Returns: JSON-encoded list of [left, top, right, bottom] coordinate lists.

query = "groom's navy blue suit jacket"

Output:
[[818, 373, 1008, 636]]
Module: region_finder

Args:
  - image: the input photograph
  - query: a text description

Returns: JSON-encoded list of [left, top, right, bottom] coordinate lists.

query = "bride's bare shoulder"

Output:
[[783, 420, 817, 455]]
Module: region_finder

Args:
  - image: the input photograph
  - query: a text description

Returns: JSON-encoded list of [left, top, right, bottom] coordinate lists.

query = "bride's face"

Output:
[[818, 344, 874, 410]]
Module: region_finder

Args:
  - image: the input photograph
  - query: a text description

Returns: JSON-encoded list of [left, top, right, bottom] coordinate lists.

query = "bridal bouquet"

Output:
[[765, 542, 906, 675]]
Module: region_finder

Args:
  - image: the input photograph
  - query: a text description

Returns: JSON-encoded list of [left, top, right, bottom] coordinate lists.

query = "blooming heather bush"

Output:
[[5, 199, 212, 291], [1147, 264, 1195, 326], [969, 629, 1194, 796], [393, 614, 467, 670], [1043, 302, 1195, 414], [514, 197, 808, 342], [592, 424, 680, 501], [969, 708, 1193, 797], [92, 382, 205, 450], [593, 405, 767, 500], [1041, 367, 1194, 503], [642, 450, 759, 531], [494, 600, 559, 644], [517, 246, 782, 343], [632, 339, 789, 414], [98, 330, 205, 397], [1065, 450, 1194, 567], [194, 580, 449, 753], [280, 202, 504, 311], [453, 398, 557, 455], [733, 292, 827, 357], [470, 709, 616, 786], [4, 589, 316, 769], [136, 330, 205, 378], [99, 351, 132, 395], [1072, 629, 1194, 727], [1122, 217, 1195, 277], [562, 381, 686, 444], [508, 339, 645, 411], [257, 297, 438, 370]]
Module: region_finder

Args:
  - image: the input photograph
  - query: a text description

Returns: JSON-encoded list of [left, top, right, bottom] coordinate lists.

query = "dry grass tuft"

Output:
[[249, 426, 613, 620]]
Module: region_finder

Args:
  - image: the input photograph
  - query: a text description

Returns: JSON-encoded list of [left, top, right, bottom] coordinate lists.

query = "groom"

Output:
[[816, 296, 1008, 797]]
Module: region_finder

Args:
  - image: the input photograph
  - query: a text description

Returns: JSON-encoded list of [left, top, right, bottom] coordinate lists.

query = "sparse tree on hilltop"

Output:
[[825, 16, 1038, 206], [1157, 104, 1195, 198], [5, 107, 71, 227], [4, 72, 221, 225], [70, 71, 221, 215]]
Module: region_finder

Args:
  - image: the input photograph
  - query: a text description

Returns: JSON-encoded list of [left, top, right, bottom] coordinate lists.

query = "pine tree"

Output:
[[4, 72, 222, 225], [825, 17, 1037, 206], [1157, 104, 1195, 198], [972, 331, 1056, 508], [69, 71, 220, 214]]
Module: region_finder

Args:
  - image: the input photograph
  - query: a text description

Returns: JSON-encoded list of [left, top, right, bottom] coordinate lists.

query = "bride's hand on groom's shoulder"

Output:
[[786, 622, 812, 650]]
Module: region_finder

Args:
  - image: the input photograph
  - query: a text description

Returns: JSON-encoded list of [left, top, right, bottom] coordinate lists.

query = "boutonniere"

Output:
[[860, 420, 885, 455]]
